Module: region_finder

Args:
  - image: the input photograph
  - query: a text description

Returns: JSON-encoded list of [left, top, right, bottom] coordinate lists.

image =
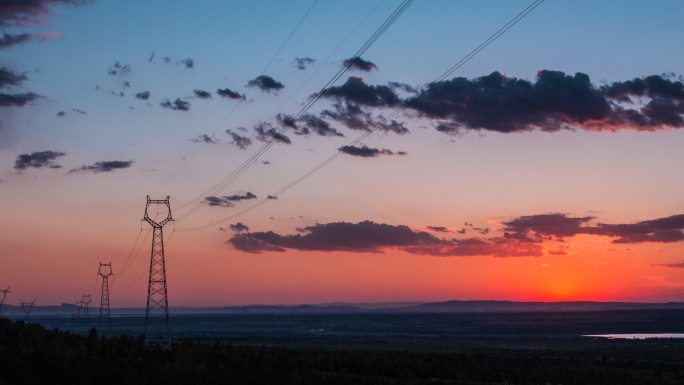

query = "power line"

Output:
[[151, 0, 320, 195], [177, 0, 546, 232], [174, 0, 415, 221], [171, 0, 385, 204]]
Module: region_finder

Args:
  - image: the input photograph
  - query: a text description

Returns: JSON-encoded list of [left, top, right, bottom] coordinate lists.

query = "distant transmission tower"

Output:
[[82, 294, 91, 320], [74, 299, 83, 320], [98, 262, 113, 327], [142, 195, 174, 349], [0, 287, 11, 318], [19, 300, 35, 321]]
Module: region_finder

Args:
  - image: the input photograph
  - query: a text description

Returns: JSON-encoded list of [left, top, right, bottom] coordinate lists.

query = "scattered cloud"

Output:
[[0, 33, 32, 49], [0, 0, 90, 27], [135, 91, 150, 100], [0, 92, 39, 107], [160, 98, 190, 111], [189, 134, 218, 144], [502, 213, 684, 244], [230, 222, 250, 232], [343, 56, 377, 72], [14, 150, 65, 171], [107, 61, 131, 77], [193, 89, 211, 99], [69, 160, 133, 173], [338, 145, 406, 158], [225, 129, 252, 149], [298, 114, 344, 137], [294, 57, 315, 70], [204, 192, 257, 208], [426, 226, 451, 233], [247, 75, 284, 92], [254, 122, 291, 144], [178, 58, 194, 69], [0, 68, 27, 88], [56, 110, 65, 117], [217, 87, 246, 100], [659, 261, 684, 269], [319, 76, 400, 107]]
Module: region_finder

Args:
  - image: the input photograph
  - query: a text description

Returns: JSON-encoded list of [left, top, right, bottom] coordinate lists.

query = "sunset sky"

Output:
[[1, 0, 684, 307]]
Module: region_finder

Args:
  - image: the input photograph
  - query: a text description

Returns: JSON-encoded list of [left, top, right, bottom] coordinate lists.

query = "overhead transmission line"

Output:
[[174, 0, 415, 221], [110, 0, 320, 285], [177, 0, 546, 232], [151, 0, 320, 195], [170, 0, 386, 200]]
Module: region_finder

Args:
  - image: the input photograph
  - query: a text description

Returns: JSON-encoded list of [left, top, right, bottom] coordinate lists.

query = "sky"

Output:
[[1, 0, 684, 307]]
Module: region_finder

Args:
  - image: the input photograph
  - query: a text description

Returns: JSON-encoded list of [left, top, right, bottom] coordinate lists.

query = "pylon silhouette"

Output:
[[142, 195, 173, 349], [81, 294, 91, 320], [19, 300, 35, 321], [98, 262, 113, 327], [0, 287, 11, 318]]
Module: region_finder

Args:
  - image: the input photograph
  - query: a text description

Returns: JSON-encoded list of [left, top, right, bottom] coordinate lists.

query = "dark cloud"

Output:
[[147, 51, 155, 62], [14, 150, 65, 170], [193, 89, 211, 99], [338, 145, 406, 158], [293, 57, 315, 70], [659, 261, 684, 269], [0, 0, 90, 26], [230, 222, 250, 232], [160, 98, 190, 111], [267, 195, 277, 200], [0, 67, 27, 88], [217, 87, 246, 100], [230, 220, 540, 257], [254, 122, 291, 144], [69, 160, 133, 173], [247, 75, 284, 92], [388, 81, 417, 94], [189, 134, 218, 144], [225, 129, 252, 149], [0, 33, 32, 49], [412, 71, 684, 132], [426, 226, 451, 233], [343, 56, 377, 72], [275, 113, 297, 129], [319, 77, 401, 107], [56, 110, 65, 117], [107, 61, 131, 77], [179, 58, 194, 69], [318, 71, 684, 133], [322, 101, 373, 131], [378, 119, 409, 134], [135, 91, 150, 100], [163, 56, 171, 64], [298, 114, 344, 137], [0, 92, 39, 107], [502, 213, 684, 244], [204, 192, 257, 208]]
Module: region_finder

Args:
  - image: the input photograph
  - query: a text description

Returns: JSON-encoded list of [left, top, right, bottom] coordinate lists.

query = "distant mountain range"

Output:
[[2, 300, 684, 317]]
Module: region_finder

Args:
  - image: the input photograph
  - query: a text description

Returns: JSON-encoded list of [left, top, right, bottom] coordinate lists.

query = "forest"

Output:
[[1, 318, 683, 385]]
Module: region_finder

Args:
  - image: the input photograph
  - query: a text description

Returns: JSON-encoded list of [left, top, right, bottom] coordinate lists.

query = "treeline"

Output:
[[1, 318, 683, 384]]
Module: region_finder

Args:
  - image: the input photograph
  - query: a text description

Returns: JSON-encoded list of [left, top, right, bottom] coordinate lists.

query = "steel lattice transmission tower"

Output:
[[19, 300, 35, 321], [142, 195, 174, 349], [0, 287, 11, 318], [82, 294, 91, 320], [98, 262, 113, 327]]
